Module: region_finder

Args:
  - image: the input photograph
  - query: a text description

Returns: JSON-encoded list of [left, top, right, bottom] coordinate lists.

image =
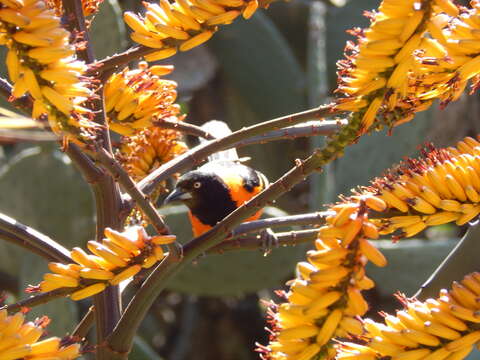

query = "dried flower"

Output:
[[46, 0, 105, 16]]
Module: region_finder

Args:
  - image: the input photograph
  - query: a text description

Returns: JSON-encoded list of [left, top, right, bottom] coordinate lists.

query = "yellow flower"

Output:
[[37, 226, 176, 300], [260, 134, 480, 360], [337, 272, 480, 360], [119, 127, 187, 182], [0, 310, 81, 359], [334, 0, 442, 133], [260, 203, 383, 360], [124, 0, 262, 61], [0, 0, 97, 142], [104, 62, 180, 135]]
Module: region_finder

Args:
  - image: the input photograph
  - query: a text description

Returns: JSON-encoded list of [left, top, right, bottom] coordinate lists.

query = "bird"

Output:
[[163, 120, 269, 237]]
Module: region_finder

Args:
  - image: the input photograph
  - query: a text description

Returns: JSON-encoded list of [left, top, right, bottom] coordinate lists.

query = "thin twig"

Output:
[[0, 213, 71, 263], [234, 120, 345, 148], [0, 130, 56, 142], [1, 288, 74, 313], [137, 104, 338, 196], [87, 46, 154, 77], [153, 118, 215, 140], [228, 211, 332, 239], [72, 306, 96, 340], [0, 229, 65, 263], [61, 0, 94, 63], [415, 222, 480, 300], [94, 147, 170, 235], [208, 228, 319, 253]]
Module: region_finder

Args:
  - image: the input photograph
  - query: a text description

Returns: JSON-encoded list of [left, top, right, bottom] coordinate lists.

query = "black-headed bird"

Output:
[[164, 120, 269, 237]]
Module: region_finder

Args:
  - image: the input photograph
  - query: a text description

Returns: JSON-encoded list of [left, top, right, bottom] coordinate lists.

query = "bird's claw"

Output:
[[260, 228, 279, 256]]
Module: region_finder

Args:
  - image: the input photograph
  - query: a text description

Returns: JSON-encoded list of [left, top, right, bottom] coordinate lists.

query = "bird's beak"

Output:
[[163, 188, 192, 205]]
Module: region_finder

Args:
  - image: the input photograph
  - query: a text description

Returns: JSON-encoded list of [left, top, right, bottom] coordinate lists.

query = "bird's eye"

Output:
[[193, 182, 202, 189]]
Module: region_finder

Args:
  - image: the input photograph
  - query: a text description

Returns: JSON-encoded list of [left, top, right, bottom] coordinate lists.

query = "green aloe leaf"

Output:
[[0, 145, 94, 334], [208, 11, 306, 120], [90, 0, 127, 59]]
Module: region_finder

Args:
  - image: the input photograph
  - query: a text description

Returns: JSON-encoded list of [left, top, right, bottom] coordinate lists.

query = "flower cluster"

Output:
[[0, 310, 81, 359], [371, 136, 480, 238], [104, 62, 180, 135], [335, 0, 435, 134], [260, 135, 480, 360], [37, 226, 176, 301], [414, 1, 480, 104], [45, 0, 104, 16], [259, 200, 386, 360], [118, 126, 187, 184], [0, 0, 96, 142], [338, 273, 480, 360], [335, 0, 480, 137], [124, 0, 262, 61]]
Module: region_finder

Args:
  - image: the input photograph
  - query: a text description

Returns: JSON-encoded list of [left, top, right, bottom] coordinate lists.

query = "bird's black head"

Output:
[[163, 169, 237, 226]]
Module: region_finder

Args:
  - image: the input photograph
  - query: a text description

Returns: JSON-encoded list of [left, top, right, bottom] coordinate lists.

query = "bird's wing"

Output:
[[201, 120, 239, 162]]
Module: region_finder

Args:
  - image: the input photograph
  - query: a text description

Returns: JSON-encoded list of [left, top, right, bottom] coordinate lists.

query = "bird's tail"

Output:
[[201, 120, 239, 162]]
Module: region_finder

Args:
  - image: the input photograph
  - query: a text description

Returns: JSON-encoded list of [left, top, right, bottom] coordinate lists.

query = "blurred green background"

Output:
[[0, 0, 479, 359]]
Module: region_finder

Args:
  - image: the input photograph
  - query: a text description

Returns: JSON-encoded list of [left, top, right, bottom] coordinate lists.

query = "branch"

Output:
[[0, 230, 65, 264], [415, 222, 480, 300], [64, 144, 104, 184], [228, 211, 332, 238], [137, 104, 338, 195], [94, 148, 169, 234], [61, 0, 94, 63], [153, 118, 215, 140], [0, 213, 71, 263], [1, 288, 74, 313], [72, 306, 95, 340], [0, 130, 56, 142], [87, 46, 154, 77], [208, 228, 319, 253], [0, 78, 32, 114], [105, 252, 183, 359], [234, 120, 345, 149]]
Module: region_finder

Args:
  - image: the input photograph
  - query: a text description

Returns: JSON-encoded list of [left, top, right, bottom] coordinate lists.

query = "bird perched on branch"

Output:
[[164, 120, 269, 237]]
